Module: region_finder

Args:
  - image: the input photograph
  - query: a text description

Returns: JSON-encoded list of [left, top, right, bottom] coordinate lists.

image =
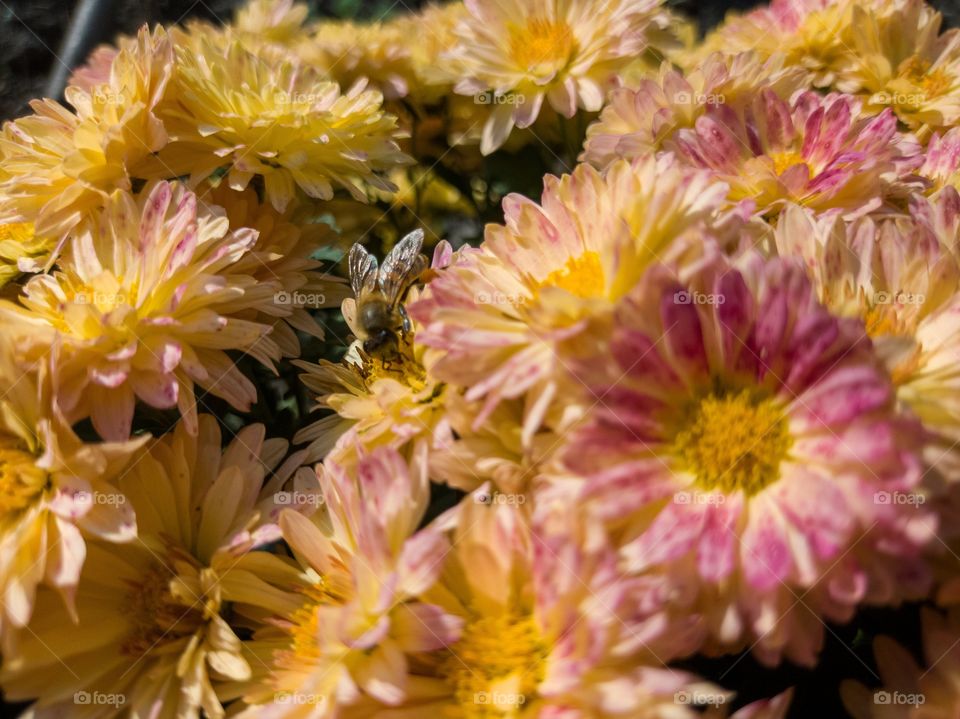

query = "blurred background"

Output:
[[1, 0, 957, 120]]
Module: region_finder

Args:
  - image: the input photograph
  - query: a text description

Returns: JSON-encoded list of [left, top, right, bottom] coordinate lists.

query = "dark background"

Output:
[[1, 0, 960, 716]]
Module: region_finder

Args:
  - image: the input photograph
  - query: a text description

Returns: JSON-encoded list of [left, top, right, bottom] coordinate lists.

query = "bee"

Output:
[[348, 229, 428, 358]]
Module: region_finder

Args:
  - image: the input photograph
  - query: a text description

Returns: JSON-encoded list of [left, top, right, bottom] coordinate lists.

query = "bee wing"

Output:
[[379, 229, 428, 304], [348, 242, 379, 299]]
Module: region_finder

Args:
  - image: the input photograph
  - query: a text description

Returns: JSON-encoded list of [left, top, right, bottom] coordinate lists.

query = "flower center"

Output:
[[899, 55, 950, 99], [673, 388, 792, 496], [769, 149, 806, 177], [441, 612, 547, 717], [539, 250, 605, 299], [508, 18, 575, 74], [0, 440, 46, 515], [278, 580, 346, 669], [120, 558, 206, 657]]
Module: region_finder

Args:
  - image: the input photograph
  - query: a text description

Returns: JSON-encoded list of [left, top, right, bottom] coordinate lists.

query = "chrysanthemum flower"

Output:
[[294, 343, 448, 466], [0, 25, 173, 239], [202, 183, 349, 358], [562, 253, 935, 665], [774, 198, 960, 466], [3, 181, 281, 440], [668, 90, 922, 218], [410, 156, 729, 439], [154, 38, 408, 212], [0, 415, 292, 716], [0, 222, 51, 286], [444, 0, 668, 154], [225, 446, 454, 716], [581, 52, 807, 170], [303, 19, 415, 101], [841, 606, 960, 718], [921, 127, 960, 192], [429, 392, 561, 501], [293, 240, 453, 464], [835, 0, 960, 136], [0, 325, 143, 648], [233, 0, 309, 46], [690, 0, 858, 87]]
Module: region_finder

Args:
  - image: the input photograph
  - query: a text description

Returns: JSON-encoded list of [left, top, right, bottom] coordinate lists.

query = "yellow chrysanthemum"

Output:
[[688, 0, 859, 86], [0, 25, 173, 239], [302, 19, 415, 101], [201, 183, 349, 358], [0, 222, 52, 286], [836, 0, 960, 136], [2, 181, 282, 441], [294, 340, 447, 466], [444, 0, 669, 153], [0, 415, 294, 717], [153, 38, 409, 212], [0, 321, 144, 649]]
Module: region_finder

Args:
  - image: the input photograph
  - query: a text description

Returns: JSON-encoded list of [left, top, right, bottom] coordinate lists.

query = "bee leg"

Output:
[[399, 303, 412, 334]]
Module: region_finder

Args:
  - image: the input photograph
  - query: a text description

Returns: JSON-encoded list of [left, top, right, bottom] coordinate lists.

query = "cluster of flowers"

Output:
[[2, 0, 960, 716]]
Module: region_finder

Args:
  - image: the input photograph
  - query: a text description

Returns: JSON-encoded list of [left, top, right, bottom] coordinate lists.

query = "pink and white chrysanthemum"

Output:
[[581, 52, 808, 170], [0, 325, 143, 648], [562, 252, 936, 665], [230, 446, 456, 717], [444, 0, 668, 154], [410, 156, 728, 442], [667, 90, 922, 219], [1, 181, 281, 440]]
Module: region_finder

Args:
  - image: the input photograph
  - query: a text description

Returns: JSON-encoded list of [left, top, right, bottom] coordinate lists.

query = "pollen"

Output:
[[540, 250, 605, 299], [120, 559, 205, 657], [899, 55, 951, 99], [441, 612, 547, 718], [0, 440, 46, 515], [769, 149, 806, 177], [508, 18, 575, 74], [672, 388, 792, 496]]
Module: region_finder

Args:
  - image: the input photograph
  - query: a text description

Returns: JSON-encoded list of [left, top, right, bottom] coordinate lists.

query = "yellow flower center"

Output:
[[0, 440, 46, 515], [769, 149, 806, 177], [899, 55, 951, 99], [673, 388, 792, 496], [508, 18, 575, 74], [539, 250, 605, 299], [278, 580, 346, 669], [441, 613, 547, 718], [120, 559, 205, 657], [0, 222, 35, 248]]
